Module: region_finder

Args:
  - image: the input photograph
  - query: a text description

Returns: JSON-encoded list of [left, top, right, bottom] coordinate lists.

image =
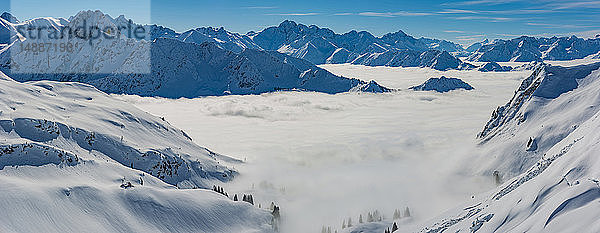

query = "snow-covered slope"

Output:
[[409, 76, 474, 92], [416, 62, 600, 233], [468, 36, 600, 62], [0, 72, 275, 232], [477, 62, 600, 177]]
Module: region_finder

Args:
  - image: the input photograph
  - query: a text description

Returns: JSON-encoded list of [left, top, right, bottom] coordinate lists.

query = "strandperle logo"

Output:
[[15, 19, 149, 44]]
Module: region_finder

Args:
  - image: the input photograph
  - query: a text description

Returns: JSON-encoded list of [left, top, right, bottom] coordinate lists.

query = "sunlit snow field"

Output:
[[119, 64, 531, 233]]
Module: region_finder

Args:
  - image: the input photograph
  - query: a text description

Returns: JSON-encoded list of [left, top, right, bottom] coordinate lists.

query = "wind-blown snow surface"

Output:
[[120, 65, 529, 233], [0, 72, 274, 232]]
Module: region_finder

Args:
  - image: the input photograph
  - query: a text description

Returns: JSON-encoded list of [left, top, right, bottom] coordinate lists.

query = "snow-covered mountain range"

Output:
[[250, 20, 469, 70], [468, 36, 600, 62], [2, 11, 471, 71], [0, 11, 390, 98], [152, 19, 470, 70], [0, 72, 276, 232]]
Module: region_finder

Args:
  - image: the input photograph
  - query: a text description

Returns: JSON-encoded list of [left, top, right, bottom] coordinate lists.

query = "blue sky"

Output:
[[3, 0, 600, 45]]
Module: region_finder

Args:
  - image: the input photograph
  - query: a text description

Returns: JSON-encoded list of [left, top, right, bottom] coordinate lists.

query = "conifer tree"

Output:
[[404, 207, 411, 218], [347, 217, 352, 227], [233, 194, 238, 201], [359, 214, 363, 223], [392, 222, 398, 232]]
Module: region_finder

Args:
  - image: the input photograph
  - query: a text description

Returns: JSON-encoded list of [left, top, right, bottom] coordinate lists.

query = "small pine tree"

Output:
[[272, 205, 280, 219], [233, 194, 238, 201], [368, 212, 373, 222], [359, 214, 363, 223], [493, 170, 502, 185], [392, 222, 398, 232], [393, 209, 400, 220], [342, 219, 346, 229], [404, 207, 411, 218], [373, 210, 381, 222], [347, 217, 352, 227]]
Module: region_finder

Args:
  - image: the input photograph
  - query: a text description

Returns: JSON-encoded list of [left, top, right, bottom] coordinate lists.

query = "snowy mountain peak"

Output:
[[381, 30, 409, 38], [279, 19, 298, 28], [409, 76, 474, 92], [1, 12, 18, 23]]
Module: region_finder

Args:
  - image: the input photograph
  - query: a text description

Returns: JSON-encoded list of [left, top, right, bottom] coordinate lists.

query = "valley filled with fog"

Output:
[[121, 65, 529, 232]]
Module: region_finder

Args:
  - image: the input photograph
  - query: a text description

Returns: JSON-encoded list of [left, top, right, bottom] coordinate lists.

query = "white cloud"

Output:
[[548, 1, 600, 9], [358, 11, 434, 17], [444, 0, 523, 6], [526, 22, 598, 29], [265, 13, 320, 16], [437, 9, 479, 14], [454, 16, 518, 22], [243, 6, 278, 9]]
